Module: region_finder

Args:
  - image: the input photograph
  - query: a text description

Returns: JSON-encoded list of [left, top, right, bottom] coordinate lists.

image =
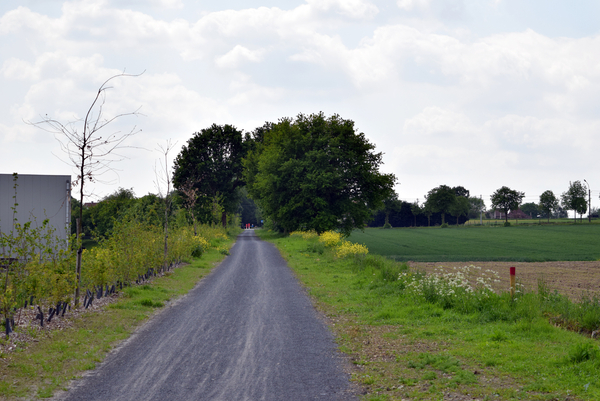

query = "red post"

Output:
[[510, 267, 516, 298]]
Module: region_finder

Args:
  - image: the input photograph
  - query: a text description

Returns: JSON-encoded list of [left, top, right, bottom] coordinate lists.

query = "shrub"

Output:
[[191, 235, 210, 258], [567, 343, 599, 364], [305, 241, 325, 255], [319, 231, 343, 247], [336, 241, 368, 259]]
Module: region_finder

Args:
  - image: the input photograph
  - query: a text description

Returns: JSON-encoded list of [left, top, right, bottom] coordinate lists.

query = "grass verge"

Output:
[[0, 236, 236, 400], [258, 230, 600, 400]]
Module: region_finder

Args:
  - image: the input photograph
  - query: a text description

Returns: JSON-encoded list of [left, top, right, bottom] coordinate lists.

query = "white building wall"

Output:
[[0, 173, 71, 245]]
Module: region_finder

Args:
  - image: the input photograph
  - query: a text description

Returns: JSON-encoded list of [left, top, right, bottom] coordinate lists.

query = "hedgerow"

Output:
[[0, 213, 227, 337]]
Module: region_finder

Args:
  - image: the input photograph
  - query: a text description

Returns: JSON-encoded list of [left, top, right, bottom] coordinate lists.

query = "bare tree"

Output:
[[154, 140, 176, 271], [28, 71, 144, 306]]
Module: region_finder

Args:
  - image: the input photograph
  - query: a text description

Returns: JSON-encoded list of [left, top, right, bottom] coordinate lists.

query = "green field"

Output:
[[348, 225, 600, 262]]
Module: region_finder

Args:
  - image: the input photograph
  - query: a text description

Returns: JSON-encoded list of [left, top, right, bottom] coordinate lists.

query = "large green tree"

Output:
[[561, 181, 587, 223], [449, 195, 470, 225], [244, 113, 396, 235], [490, 186, 525, 224], [410, 199, 421, 227], [424, 185, 456, 225], [539, 190, 559, 222], [173, 124, 246, 227]]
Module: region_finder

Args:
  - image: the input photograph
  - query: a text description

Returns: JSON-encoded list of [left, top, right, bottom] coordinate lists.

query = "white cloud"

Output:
[[1, 57, 39, 80], [227, 73, 285, 106], [215, 45, 266, 69], [397, 0, 431, 11], [306, 0, 379, 19], [0, 6, 62, 37]]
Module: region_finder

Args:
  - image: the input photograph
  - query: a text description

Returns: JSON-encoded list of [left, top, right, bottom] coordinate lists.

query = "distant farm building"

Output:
[[0, 173, 71, 247]]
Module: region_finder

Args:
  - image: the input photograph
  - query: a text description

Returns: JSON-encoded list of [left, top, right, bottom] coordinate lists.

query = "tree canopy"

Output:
[[449, 195, 470, 225], [538, 191, 558, 222], [490, 186, 525, 223], [424, 185, 456, 225], [173, 124, 246, 226], [244, 112, 396, 235], [561, 181, 587, 223]]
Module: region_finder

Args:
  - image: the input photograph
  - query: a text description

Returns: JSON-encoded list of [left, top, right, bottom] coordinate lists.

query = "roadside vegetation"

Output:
[[0, 226, 236, 399], [348, 225, 600, 262], [258, 229, 600, 400]]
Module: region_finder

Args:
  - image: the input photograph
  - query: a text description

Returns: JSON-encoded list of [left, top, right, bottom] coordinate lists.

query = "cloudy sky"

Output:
[[1, 0, 599, 210]]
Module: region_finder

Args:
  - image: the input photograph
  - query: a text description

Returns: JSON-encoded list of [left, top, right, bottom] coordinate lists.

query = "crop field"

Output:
[[348, 225, 600, 262]]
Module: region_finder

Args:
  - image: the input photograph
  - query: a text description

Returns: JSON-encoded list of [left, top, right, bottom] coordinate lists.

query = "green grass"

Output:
[[259, 230, 600, 400], [349, 225, 600, 262], [0, 236, 236, 400]]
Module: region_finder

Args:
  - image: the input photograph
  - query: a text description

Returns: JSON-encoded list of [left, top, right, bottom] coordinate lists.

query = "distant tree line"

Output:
[[77, 116, 593, 235], [368, 186, 475, 228], [368, 180, 592, 228]]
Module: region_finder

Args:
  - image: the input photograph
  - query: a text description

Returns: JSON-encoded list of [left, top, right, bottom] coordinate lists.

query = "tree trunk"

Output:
[[164, 204, 169, 269], [75, 163, 85, 308], [75, 218, 82, 307]]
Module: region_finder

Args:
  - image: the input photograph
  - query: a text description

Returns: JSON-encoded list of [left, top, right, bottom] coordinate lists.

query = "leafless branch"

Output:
[[27, 71, 145, 191], [26, 70, 145, 307]]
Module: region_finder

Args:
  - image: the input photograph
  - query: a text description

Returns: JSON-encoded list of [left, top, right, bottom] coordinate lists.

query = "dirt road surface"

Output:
[[57, 230, 355, 401]]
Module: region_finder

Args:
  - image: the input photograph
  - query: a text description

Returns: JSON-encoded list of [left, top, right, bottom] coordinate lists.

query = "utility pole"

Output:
[[480, 194, 483, 225], [584, 179, 591, 223]]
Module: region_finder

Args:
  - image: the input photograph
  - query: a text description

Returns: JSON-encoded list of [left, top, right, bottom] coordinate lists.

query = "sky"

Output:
[[1, 0, 600, 211]]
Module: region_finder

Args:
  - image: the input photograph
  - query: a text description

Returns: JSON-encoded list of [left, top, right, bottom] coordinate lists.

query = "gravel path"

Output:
[[58, 230, 355, 401]]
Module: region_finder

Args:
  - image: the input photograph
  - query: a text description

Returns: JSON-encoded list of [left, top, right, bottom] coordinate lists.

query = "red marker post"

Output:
[[510, 267, 516, 298]]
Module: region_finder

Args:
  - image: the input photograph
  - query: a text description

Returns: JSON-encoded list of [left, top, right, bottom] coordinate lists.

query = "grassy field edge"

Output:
[[257, 229, 600, 401]]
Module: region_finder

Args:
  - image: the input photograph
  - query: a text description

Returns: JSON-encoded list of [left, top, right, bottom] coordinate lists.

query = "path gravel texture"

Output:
[[59, 230, 355, 401]]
